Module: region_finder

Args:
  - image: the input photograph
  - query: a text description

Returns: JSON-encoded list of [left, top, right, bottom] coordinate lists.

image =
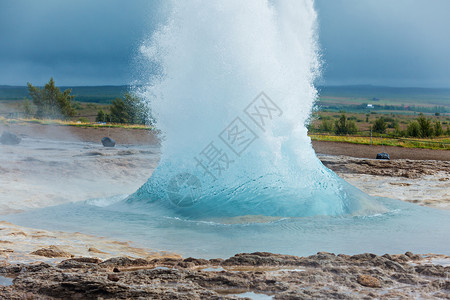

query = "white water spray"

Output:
[[132, 0, 384, 218]]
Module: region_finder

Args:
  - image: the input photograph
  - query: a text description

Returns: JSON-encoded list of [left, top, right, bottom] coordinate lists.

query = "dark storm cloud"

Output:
[[315, 0, 450, 87], [1, 0, 449, 87], [0, 0, 162, 86]]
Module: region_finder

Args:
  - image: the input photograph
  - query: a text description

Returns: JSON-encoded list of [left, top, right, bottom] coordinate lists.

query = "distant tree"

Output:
[[95, 109, 110, 123], [447, 126, 450, 136], [110, 98, 128, 123], [434, 120, 443, 137], [347, 120, 358, 134], [22, 99, 34, 118], [393, 123, 402, 137], [407, 121, 420, 137], [109, 93, 148, 124], [388, 119, 399, 129], [123, 93, 148, 125], [373, 117, 387, 134], [319, 119, 334, 132], [334, 114, 357, 135], [416, 113, 433, 137], [27, 77, 76, 119]]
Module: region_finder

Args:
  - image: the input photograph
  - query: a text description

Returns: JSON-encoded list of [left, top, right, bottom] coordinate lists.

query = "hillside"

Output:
[[0, 85, 129, 103]]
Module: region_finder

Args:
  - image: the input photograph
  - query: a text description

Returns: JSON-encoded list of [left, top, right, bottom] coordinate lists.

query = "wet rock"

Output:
[[88, 247, 108, 254], [376, 152, 390, 160], [404, 251, 422, 260], [149, 257, 183, 267], [209, 258, 224, 265], [2, 252, 449, 299], [100, 257, 149, 267], [0, 131, 21, 145], [183, 257, 209, 266], [221, 252, 301, 266], [357, 275, 381, 288], [101, 137, 116, 147], [65, 257, 102, 264], [30, 246, 73, 258], [58, 257, 102, 269], [107, 273, 120, 282]]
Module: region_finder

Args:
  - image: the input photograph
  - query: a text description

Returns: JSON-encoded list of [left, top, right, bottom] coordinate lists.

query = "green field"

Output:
[[317, 85, 450, 114]]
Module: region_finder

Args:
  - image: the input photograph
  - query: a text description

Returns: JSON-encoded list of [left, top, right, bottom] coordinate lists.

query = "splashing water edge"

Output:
[[130, 0, 386, 220]]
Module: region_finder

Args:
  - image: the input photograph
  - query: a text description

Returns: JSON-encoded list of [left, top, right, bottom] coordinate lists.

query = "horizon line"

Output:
[[1, 83, 450, 90]]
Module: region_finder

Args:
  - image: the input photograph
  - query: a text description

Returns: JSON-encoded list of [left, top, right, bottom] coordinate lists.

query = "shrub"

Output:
[[334, 114, 358, 135], [22, 99, 34, 118], [407, 121, 420, 137], [388, 119, 399, 129], [109, 93, 148, 124], [96, 109, 110, 123], [416, 113, 433, 137], [434, 121, 443, 136], [319, 119, 334, 132], [78, 117, 89, 123], [393, 123, 402, 136], [373, 117, 387, 134]]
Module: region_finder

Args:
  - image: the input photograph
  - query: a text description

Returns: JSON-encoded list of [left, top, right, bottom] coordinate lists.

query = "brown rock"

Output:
[[107, 274, 120, 282], [30, 245, 74, 258], [88, 247, 108, 254], [0, 249, 14, 253], [405, 251, 414, 258], [62, 257, 102, 264], [357, 275, 381, 288]]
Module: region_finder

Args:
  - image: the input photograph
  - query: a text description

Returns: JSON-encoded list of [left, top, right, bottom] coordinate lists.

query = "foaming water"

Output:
[[130, 0, 384, 218]]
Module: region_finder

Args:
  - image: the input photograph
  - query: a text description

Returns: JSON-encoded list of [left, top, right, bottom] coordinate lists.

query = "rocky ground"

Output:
[[0, 251, 448, 299], [319, 154, 450, 210]]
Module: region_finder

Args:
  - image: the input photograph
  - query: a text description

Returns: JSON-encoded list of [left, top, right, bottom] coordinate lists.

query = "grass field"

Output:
[[309, 133, 450, 150], [0, 116, 152, 130], [309, 111, 450, 134], [317, 85, 450, 114]]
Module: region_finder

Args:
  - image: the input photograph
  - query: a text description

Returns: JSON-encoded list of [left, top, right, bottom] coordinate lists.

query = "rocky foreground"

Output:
[[0, 251, 448, 299]]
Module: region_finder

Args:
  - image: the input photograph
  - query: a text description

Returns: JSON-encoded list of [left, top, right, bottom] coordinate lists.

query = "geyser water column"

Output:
[[130, 0, 385, 218]]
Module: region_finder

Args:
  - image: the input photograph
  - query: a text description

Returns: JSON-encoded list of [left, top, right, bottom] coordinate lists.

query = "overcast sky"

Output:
[[1, 0, 449, 87]]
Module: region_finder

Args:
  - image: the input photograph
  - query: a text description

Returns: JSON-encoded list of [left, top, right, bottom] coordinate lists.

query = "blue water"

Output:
[[4, 195, 449, 258]]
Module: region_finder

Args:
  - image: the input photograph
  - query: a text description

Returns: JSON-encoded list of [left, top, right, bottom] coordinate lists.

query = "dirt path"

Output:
[[312, 140, 450, 161]]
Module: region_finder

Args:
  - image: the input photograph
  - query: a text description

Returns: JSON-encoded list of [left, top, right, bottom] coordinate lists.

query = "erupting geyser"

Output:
[[5, 0, 449, 259], [129, 0, 385, 218]]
